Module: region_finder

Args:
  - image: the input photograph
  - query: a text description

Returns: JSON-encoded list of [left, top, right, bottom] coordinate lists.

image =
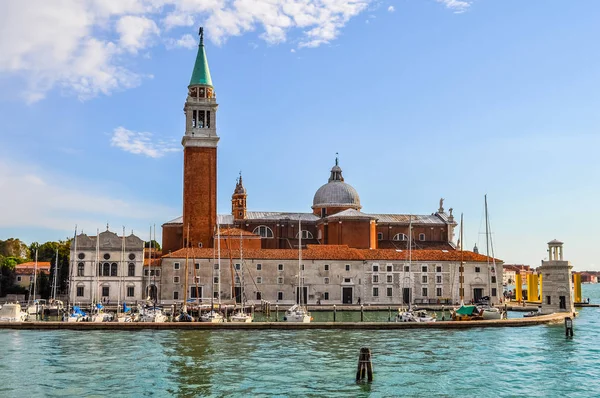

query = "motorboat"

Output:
[[230, 310, 253, 323], [524, 307, 543, 318], [138, 305, 168, 322], [67, 306, 90, 322], [91, 304, 113, 322], [481, 306, 505, 320], [396, 309, 436, 322], [0, 303, 28, 322], [27, 299, 46, 316], [451, 305, 484, 321], [44, 299, 65, 316], [199, 310, 225, 323], [175, 312, 194, 322], [284, 304, 312, 323]]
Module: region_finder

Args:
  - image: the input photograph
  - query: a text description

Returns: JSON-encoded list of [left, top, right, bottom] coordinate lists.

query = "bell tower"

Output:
[[182, 27, 219, 248], [232, 173, 247, 221]]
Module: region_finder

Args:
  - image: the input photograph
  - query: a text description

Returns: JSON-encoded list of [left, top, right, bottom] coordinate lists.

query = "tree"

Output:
[[0, 256, 19, 297], [0, 238, 29, 258], [144, 240, 162, 251], [29, 240, 72, 295]]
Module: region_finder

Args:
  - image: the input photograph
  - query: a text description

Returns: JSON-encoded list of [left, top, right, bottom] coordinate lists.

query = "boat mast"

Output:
[[33, 249, 38, 302], [153, 224, 158, 301], [69, 226, 77, 310], [485, 195, 491, 300], [460, 213, 464, 305], [486, 196, 501, 304], [119, 226, 124, 314], [183, 224, 190, 313], [299, 217, 303, 307], [95, 228, 100, 310], [52, 248, 59, 301], [408, 215, 412, 309]]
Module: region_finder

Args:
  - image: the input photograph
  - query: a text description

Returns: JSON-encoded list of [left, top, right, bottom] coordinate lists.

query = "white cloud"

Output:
[[0, 0, 468, 102], [436, 0, 471, 13], [0, 160, 177, 234], [165, 33, 198, 49], [388, 6, 395, 13], [110, 126, 179, 158]]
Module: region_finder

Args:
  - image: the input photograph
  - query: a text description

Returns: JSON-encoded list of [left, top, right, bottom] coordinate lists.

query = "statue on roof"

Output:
[[438, 198, 445, 213]]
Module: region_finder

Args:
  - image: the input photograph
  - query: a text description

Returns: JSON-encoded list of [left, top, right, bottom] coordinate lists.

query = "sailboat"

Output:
[[230, 229, 252, 322], [481, 195, 505, 320], [45, 248, 65, 316], [285, 218, 311, 323], [27, 250, 45, 316], [200, 222, 225, 323], [452, 214, 484, 321]]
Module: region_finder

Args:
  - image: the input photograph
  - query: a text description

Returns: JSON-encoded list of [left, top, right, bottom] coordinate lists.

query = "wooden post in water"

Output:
[[333, 304, 336, 322], [388, 306, 391, 322], [442, 305, 445, 321], [356, 347, 373, 382], [565, 317, 574, 338], [360, 305, 364, 322], [275, 305, 279, 321]]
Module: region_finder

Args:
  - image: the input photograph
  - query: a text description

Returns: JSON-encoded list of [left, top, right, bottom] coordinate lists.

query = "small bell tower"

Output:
[[232, 173, 247, 221], [182, 27, 219, 249], [539, 239, 575, 315]]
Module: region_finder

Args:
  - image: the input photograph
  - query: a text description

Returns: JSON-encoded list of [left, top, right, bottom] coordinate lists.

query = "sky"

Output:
[[1, 0, 599, 271]]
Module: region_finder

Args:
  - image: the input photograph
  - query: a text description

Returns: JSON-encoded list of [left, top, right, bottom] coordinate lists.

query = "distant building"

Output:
[[69, 229, 145, 304], [539, 240, 575, 314], [15, 262, 51, 289]]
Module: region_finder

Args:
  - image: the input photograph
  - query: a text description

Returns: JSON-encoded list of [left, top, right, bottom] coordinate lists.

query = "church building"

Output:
[[158, 28, 502, 306]]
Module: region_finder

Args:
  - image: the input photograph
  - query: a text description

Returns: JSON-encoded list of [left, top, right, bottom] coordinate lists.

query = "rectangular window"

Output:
[[195, 263, 200, 270], [547, 296, 551, 305], [377, 232, 383, 240], [345, 264, 350, 271], [214, 263, 219, 270], [17, 276, 22, 282], [150, 270, 155, 276], [301, 264, 305, 271], [436, 287, 442, 297], [387, 287, 393, 297], [102, 287, 109, 297], [76, 286, 84, 297], [459, 276, 464, 283], [234, 276, 240, 284], [174, 262, 180, 270], [559, 296, 566, 310], [373, 275, 379, 283], [190, 287, 200, 299], [195, 276, 201, 283], [235, 263, 241, 270], [257, 276, 262, 284], [173, 276, 180, 283], [173, 291, 179, 300], [436, 275, 442, 284], [422, 287, 428, 297], [422, 275, 428, 283], [386, 265, 393, 272], [256, 292, 262, 300], [324, 277, 330, 284], [127, 287, 134, 297], [421, 265, 427, 272], [213, 277, 219, 284], [475, 267, 481, 273], [459, 266, 464, 273], [372, 265, 379, 272], [344, 278, 351, 283], [460, 288, 464, 298], [144, 270, 149, 276], [491, 276, 497, 284], [213, 291, 218, 299], [404, 265, 410, 272], [436, 266, 442, 273], [277, 291, 283, 301], [492, 288, 497, 297], [387, 275, 393, 283], [324, 264, 330, 271], [278, 277, 284, 284], [278, 264, 284, 271], [156, 270, 160, 277], [256, 263, 262, 271], [324, 292, 329, 300], [373, 287, 379, 297]]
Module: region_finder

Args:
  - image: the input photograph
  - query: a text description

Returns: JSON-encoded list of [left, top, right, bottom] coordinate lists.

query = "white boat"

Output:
[[0, 303, 28, 322], [27, 299, 46, 315], [396, 309, 436, 323], [286, 218, 311, 323], [284, 304, 311, 323], [482, 306, 503, 320], [200, 310, 225, 323], [67, 306, 89, 322], [230, 311, 252, 323], [44, 299, 64, 316], [139, 305, 168, 322]]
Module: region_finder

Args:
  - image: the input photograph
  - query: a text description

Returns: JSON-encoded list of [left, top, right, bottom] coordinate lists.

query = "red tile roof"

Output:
[[162, 245, 501, 263], [15, 262, 51, 274]]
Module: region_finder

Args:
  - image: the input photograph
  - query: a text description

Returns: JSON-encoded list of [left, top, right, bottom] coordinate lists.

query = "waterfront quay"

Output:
[[0, 312, 571, 330]]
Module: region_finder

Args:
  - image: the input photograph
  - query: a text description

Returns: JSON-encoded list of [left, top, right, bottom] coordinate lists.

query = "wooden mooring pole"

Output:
[[356, 347, 373, 382], [275, 305, 279, 322], [333, 305, 336, 322], [565, 317, 574, 338], [360, 305, 364, 322]]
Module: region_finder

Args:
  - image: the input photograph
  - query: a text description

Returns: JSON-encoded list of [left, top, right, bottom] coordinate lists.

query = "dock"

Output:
[[0, 312, 572, 330]]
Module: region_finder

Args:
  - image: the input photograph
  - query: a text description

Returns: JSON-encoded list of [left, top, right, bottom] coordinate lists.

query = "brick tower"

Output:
[[231, 173, 247, 221], [182, 27, 219, 249]]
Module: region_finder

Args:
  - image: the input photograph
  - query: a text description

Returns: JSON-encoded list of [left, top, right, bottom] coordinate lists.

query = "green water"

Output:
[[1, 285, 599, 397]]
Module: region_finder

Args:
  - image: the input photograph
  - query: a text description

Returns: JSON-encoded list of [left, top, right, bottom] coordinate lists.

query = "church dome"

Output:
[[312, 158, 361, 210]]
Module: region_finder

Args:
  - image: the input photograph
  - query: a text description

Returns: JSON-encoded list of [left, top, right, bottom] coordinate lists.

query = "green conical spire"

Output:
[[189, 27, 213, 87]]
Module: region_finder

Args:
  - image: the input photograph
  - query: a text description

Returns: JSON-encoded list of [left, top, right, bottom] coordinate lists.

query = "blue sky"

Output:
[[1, 0, 599, 270]]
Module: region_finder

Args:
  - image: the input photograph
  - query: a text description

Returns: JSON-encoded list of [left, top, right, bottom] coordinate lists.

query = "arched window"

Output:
[[77, 262, 84, 276], [128, 263, 135, 277], [103, 263, 110, 276], [393, 233, 407, 241], [377, 232, 383, 241], [295, 230, 313, 239], [253, 225, 274, 238], [419, 233, 426, 241], [111, 263, 118, 276]]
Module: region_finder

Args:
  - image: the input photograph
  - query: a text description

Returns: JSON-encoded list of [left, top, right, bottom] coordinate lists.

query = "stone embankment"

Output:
[[0, 312, 572, 331]]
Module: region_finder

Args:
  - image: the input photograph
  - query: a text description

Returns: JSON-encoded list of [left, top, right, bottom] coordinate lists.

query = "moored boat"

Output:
[[452, 305, 484, 321], [396, 308, 436, 322], [0, 303, 28, 322]]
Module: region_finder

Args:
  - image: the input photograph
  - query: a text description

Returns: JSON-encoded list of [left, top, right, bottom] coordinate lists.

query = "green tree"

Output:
[[0, 238, 29, 258], [29, 240, 72, 295], [144, 240, 162, 251]]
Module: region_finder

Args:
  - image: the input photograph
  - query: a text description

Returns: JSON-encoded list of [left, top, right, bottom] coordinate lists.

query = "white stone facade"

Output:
[[69, 230, 145, 305], [539, 240, 575, 314]]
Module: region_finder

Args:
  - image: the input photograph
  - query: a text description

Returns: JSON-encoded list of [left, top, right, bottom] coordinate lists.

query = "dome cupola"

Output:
[[312, 157, 361, 216]]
